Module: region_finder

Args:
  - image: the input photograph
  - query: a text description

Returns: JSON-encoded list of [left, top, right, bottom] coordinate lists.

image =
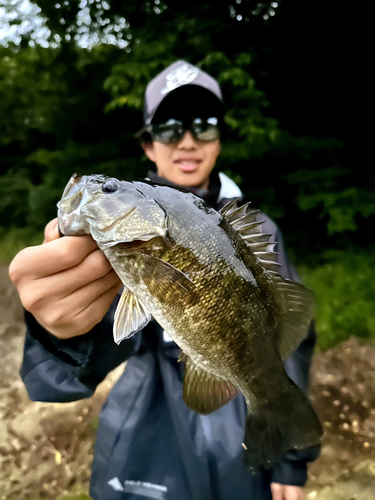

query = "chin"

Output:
[[180, 177, 207, 189]]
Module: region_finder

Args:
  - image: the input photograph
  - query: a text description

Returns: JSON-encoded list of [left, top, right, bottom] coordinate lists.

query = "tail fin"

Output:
[[243, 381, 322, 470]]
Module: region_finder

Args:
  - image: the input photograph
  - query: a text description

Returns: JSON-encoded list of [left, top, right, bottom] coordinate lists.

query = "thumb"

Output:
[[43, 218, 60, 244]]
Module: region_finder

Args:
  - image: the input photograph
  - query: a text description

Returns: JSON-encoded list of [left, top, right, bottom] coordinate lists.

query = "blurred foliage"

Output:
[[0, 226, 44, 264], [300, 248, 375, 351]]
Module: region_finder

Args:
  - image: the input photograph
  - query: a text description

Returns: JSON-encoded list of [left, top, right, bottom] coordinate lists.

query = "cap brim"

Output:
[[134, 126, 148, 139]]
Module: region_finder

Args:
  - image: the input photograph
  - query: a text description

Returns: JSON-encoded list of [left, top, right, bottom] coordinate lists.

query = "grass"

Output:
[[299, 247, 375, 351]]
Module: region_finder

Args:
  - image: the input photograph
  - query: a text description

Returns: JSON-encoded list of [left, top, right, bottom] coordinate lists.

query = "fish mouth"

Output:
[[111, 235, 166, 253], [112, 240, 153, 251], [101, 234, 164, 251]]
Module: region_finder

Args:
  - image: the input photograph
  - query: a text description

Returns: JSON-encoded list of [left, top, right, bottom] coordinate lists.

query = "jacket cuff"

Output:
[[22, 303, 141, 385], [270, 458, 307, 486], [270, 443, 321, 486], [23, 309, 102, 367]]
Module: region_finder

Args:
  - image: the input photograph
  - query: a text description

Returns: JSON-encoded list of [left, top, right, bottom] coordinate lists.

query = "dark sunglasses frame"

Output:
[[145, 117, 221, 144]]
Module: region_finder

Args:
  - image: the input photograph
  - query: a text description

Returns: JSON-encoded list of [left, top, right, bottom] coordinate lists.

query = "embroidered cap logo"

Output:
[[161, 64, 199, 95]]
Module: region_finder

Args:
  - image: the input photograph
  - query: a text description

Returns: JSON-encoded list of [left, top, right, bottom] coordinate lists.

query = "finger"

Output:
[[24, 256, 120, 315], [59, 267, 121, 308], [68, 247, 117, 290], [288, 486, 304, 500], [20, 235, 99, 278], [73, 280, 122, 330], [45, 280, 122, 339], [270, 483, 283, 500], [271, 484, 304, 500], [43, 218, 60, 244], [40, 248, 117, 298], [285, 486, 304, 500]]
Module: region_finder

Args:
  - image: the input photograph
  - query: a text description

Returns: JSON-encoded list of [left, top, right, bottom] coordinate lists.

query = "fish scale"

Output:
[[57, 173, 323, 470]]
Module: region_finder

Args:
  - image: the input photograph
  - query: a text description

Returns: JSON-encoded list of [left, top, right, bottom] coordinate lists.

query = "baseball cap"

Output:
[[136, 60, 223, 137]]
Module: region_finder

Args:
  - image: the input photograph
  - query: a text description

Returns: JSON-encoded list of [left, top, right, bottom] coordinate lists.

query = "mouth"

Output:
[[174, 159, 201, 172]]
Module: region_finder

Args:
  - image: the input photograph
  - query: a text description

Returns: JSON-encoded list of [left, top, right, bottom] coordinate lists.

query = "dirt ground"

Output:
[[1, 265, 375, 500]]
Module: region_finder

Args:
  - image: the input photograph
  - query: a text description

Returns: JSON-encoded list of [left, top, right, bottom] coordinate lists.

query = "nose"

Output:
[[177, 131, 197, 149]]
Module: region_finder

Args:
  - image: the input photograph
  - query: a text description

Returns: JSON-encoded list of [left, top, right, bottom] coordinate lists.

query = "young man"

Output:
[[9, 61, 319, 500]]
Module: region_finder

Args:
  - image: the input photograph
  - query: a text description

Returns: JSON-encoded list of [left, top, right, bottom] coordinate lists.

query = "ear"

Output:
[[141, 142, 157, 162]]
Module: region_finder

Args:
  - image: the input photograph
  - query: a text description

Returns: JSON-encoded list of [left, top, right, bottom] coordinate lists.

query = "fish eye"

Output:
[[102, 179, 120, 193]]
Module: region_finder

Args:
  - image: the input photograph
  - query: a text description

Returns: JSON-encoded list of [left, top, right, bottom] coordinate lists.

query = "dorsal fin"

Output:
[[231, 209, 260, 230], [225, 202, 252, 223], [220, 199, 281, 273], [220, 199, 315, 359], [220, 198, 241, 218]]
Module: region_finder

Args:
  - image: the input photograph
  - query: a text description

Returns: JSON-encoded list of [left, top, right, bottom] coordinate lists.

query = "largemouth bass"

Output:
[[57, 173, 322, 469]]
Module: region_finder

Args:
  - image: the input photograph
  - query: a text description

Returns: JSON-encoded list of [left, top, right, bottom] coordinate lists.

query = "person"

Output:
[[9, 60, 320, 500]]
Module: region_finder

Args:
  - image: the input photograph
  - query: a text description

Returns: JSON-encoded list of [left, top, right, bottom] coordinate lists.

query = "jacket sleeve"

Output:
[[20, 293, 141, 403], [262, 216, 321, 486]]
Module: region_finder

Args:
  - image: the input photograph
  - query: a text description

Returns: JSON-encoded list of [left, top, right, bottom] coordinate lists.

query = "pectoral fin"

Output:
[[140, 254, 200, 308], [179, 352, 237, 414], [113, 288, 151, 344]]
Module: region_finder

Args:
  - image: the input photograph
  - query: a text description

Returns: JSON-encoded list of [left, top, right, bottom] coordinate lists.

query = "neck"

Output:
[[147, 171, 222, 209]]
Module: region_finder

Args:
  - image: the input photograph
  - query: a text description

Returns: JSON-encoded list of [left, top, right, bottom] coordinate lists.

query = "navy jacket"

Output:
[[20, 173, 320, 500]]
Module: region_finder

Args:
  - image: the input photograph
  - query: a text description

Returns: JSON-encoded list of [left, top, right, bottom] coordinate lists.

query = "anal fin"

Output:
[[179, 352, 237, 414]]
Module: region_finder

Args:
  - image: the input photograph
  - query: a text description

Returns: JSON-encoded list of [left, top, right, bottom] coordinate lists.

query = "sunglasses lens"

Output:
[[151, 117, 220, 144], [151, 119, 184, 144], [193, 117, 220, 141]]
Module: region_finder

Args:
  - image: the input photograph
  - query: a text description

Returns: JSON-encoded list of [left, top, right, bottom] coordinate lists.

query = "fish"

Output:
[[57, 173, 323, 469]]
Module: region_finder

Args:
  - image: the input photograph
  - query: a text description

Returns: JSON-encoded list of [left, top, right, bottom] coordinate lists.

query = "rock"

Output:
[[353, 459, 375, 478], [9, 410, 44, 443], [0, 420, 8, 445]]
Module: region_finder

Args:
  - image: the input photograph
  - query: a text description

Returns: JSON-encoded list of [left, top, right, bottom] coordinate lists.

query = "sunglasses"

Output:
[[146, 117, 220, 144]]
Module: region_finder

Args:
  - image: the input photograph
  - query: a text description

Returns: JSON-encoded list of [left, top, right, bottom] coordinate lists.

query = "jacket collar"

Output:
[[146, 171, 242, 209]]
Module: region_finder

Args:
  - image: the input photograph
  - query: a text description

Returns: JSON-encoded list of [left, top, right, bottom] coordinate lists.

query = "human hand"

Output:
[[9, 218, 122, 339], [270, 483, 304, 500]]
